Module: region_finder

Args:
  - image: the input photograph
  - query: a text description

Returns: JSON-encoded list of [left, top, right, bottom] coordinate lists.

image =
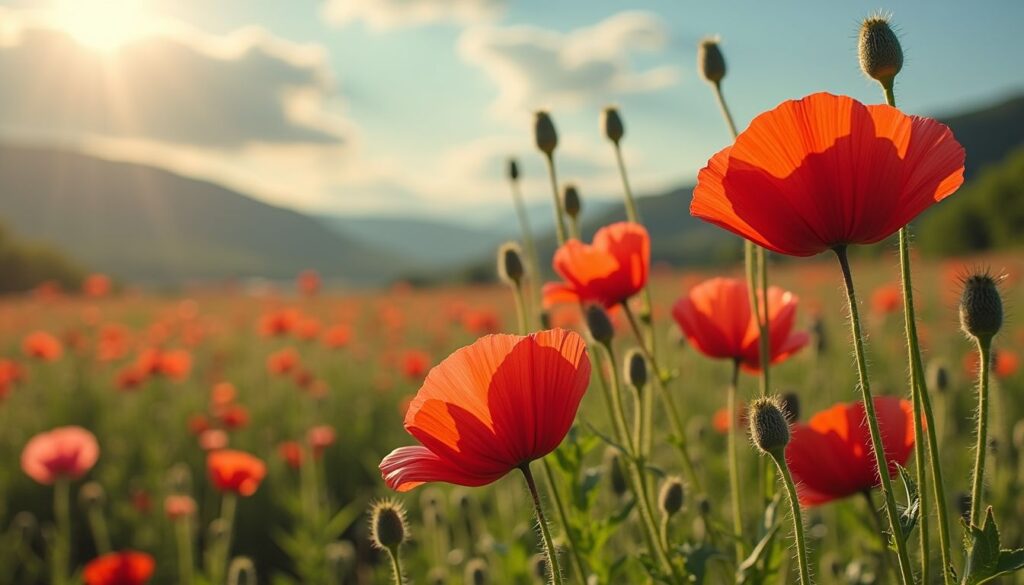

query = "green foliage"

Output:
[[0, 222, 84, 294], [960, 508, 1024, 585]]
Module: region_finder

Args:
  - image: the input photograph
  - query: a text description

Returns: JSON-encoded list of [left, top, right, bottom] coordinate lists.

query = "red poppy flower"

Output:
[[400, 350, 431, 381], [380, 329, 590, 492], [297, 269, 321, 296], [83, 550, 155, 585], [672, 277, 808, 371], [870, 284, 902, 316], [217, 405, 250, 430], [322, 324, 353, 349], [307, 425, 336, 458], [115, 366, 148, 392], [21, 426, 100, 485], [543, 222, 649, 308], [207, 450, 266, 496], [259, 308, 300, 337], [267, 347, 301, 376], [964, 349, 1019, 379], [294, 317, 322, 341], [82, 274, 112, 298], [278, 441, 304, 470], [22, 331, 63, 361], [164, 495, 197, 520], [785, 396, 915, 506], [210, 382, 237, 408], [691, 92, 965, 256], [198, 429, 229, 451]]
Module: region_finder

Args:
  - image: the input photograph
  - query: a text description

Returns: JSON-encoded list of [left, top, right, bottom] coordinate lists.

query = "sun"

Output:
[[50, 0, 156, 52]]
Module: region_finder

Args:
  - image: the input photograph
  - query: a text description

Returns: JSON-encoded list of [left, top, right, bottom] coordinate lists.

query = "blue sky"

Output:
[[1, 0, 1022, 226]]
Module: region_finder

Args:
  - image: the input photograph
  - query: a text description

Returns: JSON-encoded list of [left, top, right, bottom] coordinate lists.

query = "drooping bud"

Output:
[[534, 111, 558, 155], [697, 37, 726, 84], [584, 305, 614, 345], [507, 158, 520, 181], [604, 447, 628, 497], [927, 360, 949, 394], [658, 476, 685, 517], [369, 499, 408, 551], [959, 272, 1003, 342], [562, 184, 581, 219], [465, 558, 488, 585], [623, 348, 647, 390], [227, 557, 257, 585], [748, 396, 791, 455], [811, 315, 828, 355], [497, 242, 525, 287], [858, 15, 903, 87], [780, 391, 800, 423], [602, 107, 624, 143]]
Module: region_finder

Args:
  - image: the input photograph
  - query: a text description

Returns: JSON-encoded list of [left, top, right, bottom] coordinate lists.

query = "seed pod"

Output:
[[748, 396, 791, 455], [658, 477, 685, 517], [507, 158, 520, 181], [562, 184, 581, 219], [584, 305, 614, 345], [497, 242, 525, 287], [604, 447, 628, 497], [369, 499, 408, 550], [465, 558, 488, 585], [780, 391, 800, 423], [858, 16, 903, 86], [624, 348, 647, 390], [534, 111, 558, 155], [959, 272, 1003, 342], [697, 37, 726, 84], [602, 107, 624, 143]]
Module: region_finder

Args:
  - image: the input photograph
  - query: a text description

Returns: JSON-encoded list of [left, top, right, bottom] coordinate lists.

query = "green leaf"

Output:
[[895, 464, 921, 544], [961, 508, 1024, 584]]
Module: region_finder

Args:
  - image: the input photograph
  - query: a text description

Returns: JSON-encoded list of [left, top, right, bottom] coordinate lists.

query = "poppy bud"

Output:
[[465, 558, 488, 585], [697, 37, 726, 84], [228, 557, 256, 585], [780, 391, 800, 423], [927, 360, 949, 394], [540, 310, 551, 329], [531, 554, 549, 580], [602, 107, 624, 143], [696, 496, 711, 516], [370, 499, 408, 550], [748, 396, 790, 456], [534, 111, 558, 155], [624, 348, 647, 390], [858, 16, 903, 87], [811, 316, 828, 355], [507, 158, 520, 181], [959, 272, 1003, 342], [604, 447, 628, 497], [427, 568, 447, 585], [79, 481, 106, 508], [497, 242, 525, 287], [658, 476, 685, 517], [584, 305, 614, 345], [562, 184, 581, 219], [956, 492, 972, 521]]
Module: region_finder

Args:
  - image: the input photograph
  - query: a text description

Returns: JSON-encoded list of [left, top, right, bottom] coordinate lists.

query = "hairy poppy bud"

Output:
[[465, 559, 488, 585], [780, 391, 800, 423], [658, 476, 685, 517], [79, 481, 106, 508], [531, 554, 549, 580], [534, 111, 558, 155], [624, 348, 647, 390], [697, 37, 726, 84], [927, 360, 949, 394], [749, 396, 790, 455], [507, 158, 520, 181], [858, 16, 903, 86], [697, 496, 711, 516], [604, 447, 628, 497], [811, 316, 828, 355], [427, 567, 448, 585], [959, 272, 1003, 342], [602, 107, 624, 143], [370, 499, 408, 550], [497, 242, 525, 287], [562, 184, 581, 219], [584, 305, 614, 345]]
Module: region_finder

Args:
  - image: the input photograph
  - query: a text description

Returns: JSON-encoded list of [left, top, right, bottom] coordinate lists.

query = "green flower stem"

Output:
[[768, 450, 811, 585], [175, 518, 195, 585], [613, 142, 640, 224], [970, 337, 992, 526], [53, 478, 70, 585], [86, 505, 111, 554], [726, 360, 744, 561], [511, 284, 529, 336], [522, 463, 564, 585], [834, 246, 915, 585], [620, 303, 702, 493], [509, 174, 542, 329], [543, 153, 568, 246], [541, 459, 590, 585], [385, 545, 404, 585]]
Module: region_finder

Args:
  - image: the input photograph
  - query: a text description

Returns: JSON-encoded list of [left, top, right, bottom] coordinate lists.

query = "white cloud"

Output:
[[459, 11, 681, 115], [322, 0, 503, 30]]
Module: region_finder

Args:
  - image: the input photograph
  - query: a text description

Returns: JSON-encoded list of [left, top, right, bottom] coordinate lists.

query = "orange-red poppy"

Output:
[[198, 429, 229, 451], [259, 308, 300, 337], [22, 331, 63, 361], [400, 350, 431, 381], [297, 269, 321, 296], [964, 349, 1019, 379], [380, 329, 590, 492], [164, 495, 197, 520], [691, 93, 965, 256], [267, 347, 301, 376], [786, 396, 915, 506], [0, 359, 24, 399], [278, 441, 304, 470], [322, 324, 353, 349], [216, 405, 250, 430], [21, 426, 100, 485], [82, 274, 112, 298], [543, 222, 649, 308], [672, 277, 808, 371], [870, 284, 902, 316], [307, 425, 336, 458], [83, 550, 155, 585], [207, 450, 266, 496]]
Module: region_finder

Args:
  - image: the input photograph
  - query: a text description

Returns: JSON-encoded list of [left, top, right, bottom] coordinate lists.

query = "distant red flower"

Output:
[[462, 309, 501, 335], [157, 349, 192, 381], [83, 550, 155, 585], [713, 402, 747, 435], [322, 324, 352, 349], [22, 331, 63, 361], [964, 349, 1019, 379], [207, 450, 266, 497], [0, 359, 24, 399], [187, 414, 211, 436], [543, 222, 649, 308], [21, 426, 100, 485], [97, 324, 132, 362], [307, 425, 336, 458], [672, 277, 808, 371], [267, 347, 301, 376], [786, 397, 915, 506], [164, 495, 197, 521], [198, 429, 228, 451], [297, 269, 321, 296], [115, 366, 148, 392], [870, 284, 902, 316], [217, 405, 250, 430], [691, 93, 965, 256], [380, 329, 590, 492], [294, 317, 322, 341], [131, 488, 152, 514], [259, 308, 300, 337], [82, 274, 112, 298], [400, 350, 431, 381], [210, 382, 237, 408], [278, 441, 303, 470]]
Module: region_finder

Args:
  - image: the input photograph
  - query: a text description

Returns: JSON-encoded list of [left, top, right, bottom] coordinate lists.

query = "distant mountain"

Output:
[[939, 93, 1024, 179], [0, 145, 408, 284]]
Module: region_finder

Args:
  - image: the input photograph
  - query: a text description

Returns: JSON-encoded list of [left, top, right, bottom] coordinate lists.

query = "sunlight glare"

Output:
[[51, 0, 155, 52]]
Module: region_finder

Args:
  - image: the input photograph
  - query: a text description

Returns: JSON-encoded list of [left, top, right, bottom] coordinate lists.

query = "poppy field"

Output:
[[3, 13, 1024, 585]]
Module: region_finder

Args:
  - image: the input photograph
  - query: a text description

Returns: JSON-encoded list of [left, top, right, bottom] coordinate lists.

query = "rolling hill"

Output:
[[0, 145, 408, 284]]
